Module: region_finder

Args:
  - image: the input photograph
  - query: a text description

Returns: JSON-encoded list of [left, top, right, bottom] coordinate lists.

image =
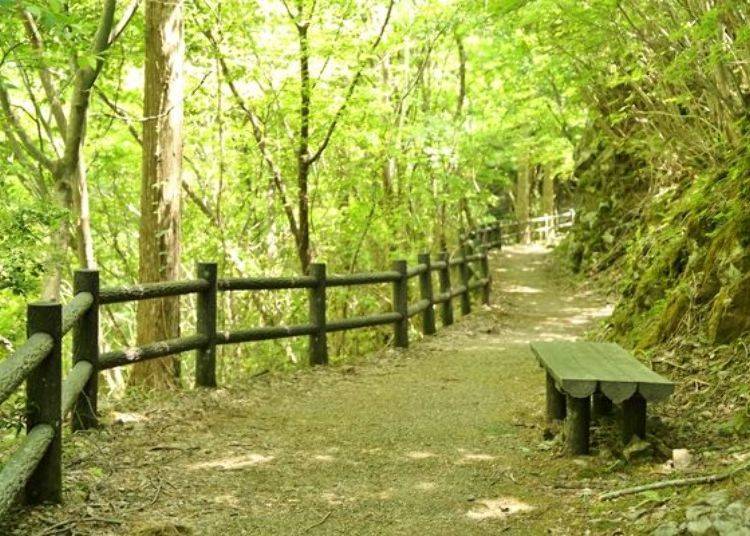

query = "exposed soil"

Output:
[[7, 245, 745, 536]]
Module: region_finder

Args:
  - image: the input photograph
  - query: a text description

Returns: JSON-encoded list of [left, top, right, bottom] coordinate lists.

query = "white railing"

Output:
[[499, 208, 576, 244]]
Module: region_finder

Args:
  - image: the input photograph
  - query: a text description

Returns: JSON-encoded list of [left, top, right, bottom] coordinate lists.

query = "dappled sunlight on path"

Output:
[[9, 245, 614, 535]]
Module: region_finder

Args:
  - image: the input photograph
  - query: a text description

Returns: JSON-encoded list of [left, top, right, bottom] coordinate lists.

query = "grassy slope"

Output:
[[562, 140, 750, 442]]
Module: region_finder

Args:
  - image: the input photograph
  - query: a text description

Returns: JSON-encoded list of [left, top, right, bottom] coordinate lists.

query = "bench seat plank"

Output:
[[530, 341, 674, 403]]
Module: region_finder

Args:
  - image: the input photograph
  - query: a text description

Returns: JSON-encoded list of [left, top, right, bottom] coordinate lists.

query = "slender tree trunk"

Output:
[[41, 180, 72, 300], [454, 30, 466, 120], [381, 55, 395, 197], [73, 157, 96, 268], [460, 197, 475, 231], [516, 160, 531, 244], [542, 169, 555, 243], [131, 0, 184, 389], [296, 20, 312, 273]]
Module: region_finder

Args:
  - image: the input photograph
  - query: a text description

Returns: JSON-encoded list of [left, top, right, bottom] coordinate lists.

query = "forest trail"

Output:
[[14, 245, 615, 535]]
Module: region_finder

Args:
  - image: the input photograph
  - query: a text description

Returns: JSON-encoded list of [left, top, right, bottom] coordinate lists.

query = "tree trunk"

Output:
[[41, 180, 72, 300], [454, 30, 466, 120], [131, 0, 184, 389], [542, 170, 555, 243], [516, 160, 531, 244], [296, 20, 312, 273], [73, 157, 96, 269], [381, 55, 395, 198]]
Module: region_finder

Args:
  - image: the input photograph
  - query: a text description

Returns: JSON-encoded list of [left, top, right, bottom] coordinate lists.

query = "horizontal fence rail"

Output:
[[100, 279, 210, 305], [497, 208, 576, 244], [0, 221, 514, 519], [99, 335, 210, 370], [218, 276, 316, 291], [216, 324, 318, 345], [326, 271, 401, 287]]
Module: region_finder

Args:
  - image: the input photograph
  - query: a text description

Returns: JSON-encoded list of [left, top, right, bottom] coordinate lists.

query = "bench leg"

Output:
[[592, 392, 613, 418], [565, 395, 590, 455], [546, 372, 566, 423], [621, 393, 646, 442]]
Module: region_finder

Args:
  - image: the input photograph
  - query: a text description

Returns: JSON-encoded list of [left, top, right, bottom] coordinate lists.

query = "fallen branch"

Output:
[[599, 459, 750, 501], [302, 511, 332, 533], [35, 519, 75, 536]]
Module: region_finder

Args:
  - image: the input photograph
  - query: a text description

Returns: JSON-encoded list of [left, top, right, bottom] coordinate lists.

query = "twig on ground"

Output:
[[35, 519, 75, 536], [148, 444, 199, 452], [302, 511, 332, 533], [147, 477, 164, 507], [83, 515, 123, 525], [599, 459, 750, 500], [553, 479, 618, 490]]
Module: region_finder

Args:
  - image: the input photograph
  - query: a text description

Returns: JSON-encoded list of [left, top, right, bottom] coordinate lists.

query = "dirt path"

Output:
[[10, 245, 616, 535]]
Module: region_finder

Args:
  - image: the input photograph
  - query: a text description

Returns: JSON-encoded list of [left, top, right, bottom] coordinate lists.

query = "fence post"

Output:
[[417, 253, 436, 335], [392, 260, 409, 348], [72, 270, 99, 430], [497, 223, 502, 250], [438, 251, 454, 326], [459, 243, 471, 315], [480, 246, 491, 305], [196, 262, 218, 387], [26, 301, 62, 505], [308, 263, 328, 365]]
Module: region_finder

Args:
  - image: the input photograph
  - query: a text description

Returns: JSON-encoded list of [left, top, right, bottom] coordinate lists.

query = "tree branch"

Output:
[[308, 0, 395, 165], [20, 9, 69, 134], [94, 86, 218, 225], [0, 83, 57, 172], [205, 29, 301, 242], [108, 0, 141, 47], [60, 0, 117, 180]]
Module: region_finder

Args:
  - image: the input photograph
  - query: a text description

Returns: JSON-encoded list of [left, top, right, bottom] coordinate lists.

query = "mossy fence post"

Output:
[[308, 263, 328, 365], [196, 262, 218, 387], [418, 253, 436, 335], [438, 251, 453, 326], [392, 260, 409, 348], [72, 269, 99, 430], [460, 243, 471, 315], [26, 302, 63, 505]]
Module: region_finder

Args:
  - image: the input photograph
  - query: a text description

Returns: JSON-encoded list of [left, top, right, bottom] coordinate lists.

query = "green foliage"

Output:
[[0, 201, 62, 296], [0, 0, 582, 378]]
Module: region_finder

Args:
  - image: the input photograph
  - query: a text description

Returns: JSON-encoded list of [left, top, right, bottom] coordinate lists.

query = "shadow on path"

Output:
[[10, 245, 613, 535]]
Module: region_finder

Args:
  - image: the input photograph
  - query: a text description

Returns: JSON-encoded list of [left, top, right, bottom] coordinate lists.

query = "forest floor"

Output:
[[6, 245, 750, 535]]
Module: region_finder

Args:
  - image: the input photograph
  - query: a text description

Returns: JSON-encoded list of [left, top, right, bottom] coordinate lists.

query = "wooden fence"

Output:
[[499, 208, 576, 244], [0, 222, 504, 517]]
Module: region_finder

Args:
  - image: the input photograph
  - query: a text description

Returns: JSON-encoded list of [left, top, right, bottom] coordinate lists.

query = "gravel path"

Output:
[[7, 245, 614, 535]]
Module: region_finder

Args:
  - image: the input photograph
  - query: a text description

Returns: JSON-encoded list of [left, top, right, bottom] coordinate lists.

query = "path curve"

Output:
[[10, 245, 612, 535]]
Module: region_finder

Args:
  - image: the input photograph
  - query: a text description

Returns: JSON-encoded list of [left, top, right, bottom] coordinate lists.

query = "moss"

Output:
[[130, 522, 193, 536], [609, 301, 636, 335], [637, 288, 690, 349], [570, 242, 584, 274], [695, 222, 738, 303], [632, 236, 687, 312], [569, 130, 750, 352], [708, 273, 750, 343]]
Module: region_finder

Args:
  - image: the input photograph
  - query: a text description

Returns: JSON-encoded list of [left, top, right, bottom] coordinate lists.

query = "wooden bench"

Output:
[[530, 341, 674, 455]]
